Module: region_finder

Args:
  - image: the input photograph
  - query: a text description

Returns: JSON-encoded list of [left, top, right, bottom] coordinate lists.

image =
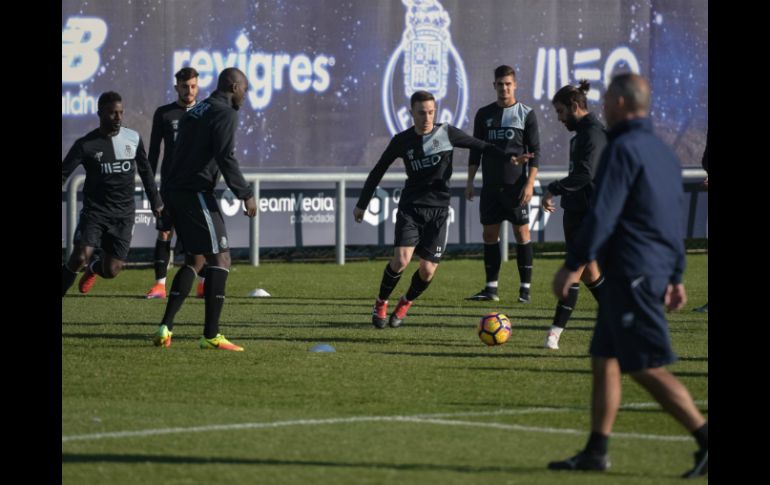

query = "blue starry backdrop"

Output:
[[62, 0, 708, 171]]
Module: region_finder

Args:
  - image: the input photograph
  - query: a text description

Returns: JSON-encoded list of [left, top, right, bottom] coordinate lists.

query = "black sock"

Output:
[[483, 242, 501, 284], [553, 283, 580, 328], [91, 259, 105, 277], [198, 264, 208, 279], [692, 422, 708, 450], [378, 264, 402, 301], [61, 265, 77, 297], [587, 275, 606, 302], [405, 270, 432, 301], [203, 266, 229, 339], [584, 431, 609, 455], [160, 265, 197, 330], [153, 239, 171, 280], [516, 242, 533, 286]]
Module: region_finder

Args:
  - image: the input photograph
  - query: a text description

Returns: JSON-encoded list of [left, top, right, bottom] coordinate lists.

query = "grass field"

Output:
[[62, 255, 708, 484]]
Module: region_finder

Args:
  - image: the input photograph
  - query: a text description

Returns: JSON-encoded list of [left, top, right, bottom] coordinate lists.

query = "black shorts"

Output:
[[563, 210, 588, 253], [154, 205, 192, 254], [73, 210, 134, 261], [394, 206, 449, 263], [590, 274, 677, 373], [479, 185, 530, 226], [165, 190, 230, 255]]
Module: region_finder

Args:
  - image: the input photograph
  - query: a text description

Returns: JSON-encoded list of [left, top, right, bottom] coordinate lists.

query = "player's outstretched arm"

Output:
[[355, 137, 400, 217]]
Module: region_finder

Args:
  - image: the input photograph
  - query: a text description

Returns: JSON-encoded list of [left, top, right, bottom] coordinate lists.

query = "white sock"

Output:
[[548, 326, 564, 337], [486, 281, 499, 288], [156, 277, 166, 285]]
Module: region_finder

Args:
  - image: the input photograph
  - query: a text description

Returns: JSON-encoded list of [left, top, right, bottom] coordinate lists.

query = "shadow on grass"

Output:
[[374, 350, 591, 360], [61, 452, 663, 479], [60, 452, 537, 474], [62, 332, 156, 342], [63, 294, 160, 300]]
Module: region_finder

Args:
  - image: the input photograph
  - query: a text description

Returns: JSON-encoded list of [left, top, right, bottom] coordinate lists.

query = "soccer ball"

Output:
[[478, 312, 512, 346]]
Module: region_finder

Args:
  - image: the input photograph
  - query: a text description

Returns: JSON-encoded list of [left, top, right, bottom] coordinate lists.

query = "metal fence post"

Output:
[[336, 179, 346, 265], [501, 220, 509, 262], [66, 175, 85, 258], [250, 179, 260, 266]]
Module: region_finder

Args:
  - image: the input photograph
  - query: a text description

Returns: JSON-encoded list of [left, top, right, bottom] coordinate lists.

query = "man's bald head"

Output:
[[603, 73, 651, 128], [217, 67, 247, 91], [216, 67, 249, 109]]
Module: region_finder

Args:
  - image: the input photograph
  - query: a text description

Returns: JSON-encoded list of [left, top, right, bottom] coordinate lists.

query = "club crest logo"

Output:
[[382, 0, 468, 135]]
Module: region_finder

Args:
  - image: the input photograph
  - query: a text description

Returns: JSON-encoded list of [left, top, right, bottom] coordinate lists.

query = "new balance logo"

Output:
[[62, 17, 108, 84]]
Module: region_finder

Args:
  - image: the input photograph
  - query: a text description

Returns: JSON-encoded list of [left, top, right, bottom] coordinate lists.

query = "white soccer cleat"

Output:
[[544, 331, 560, 350]]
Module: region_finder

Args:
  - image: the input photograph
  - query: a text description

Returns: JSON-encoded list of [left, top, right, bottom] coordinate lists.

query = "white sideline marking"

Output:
[[62, 401, 707, 444]]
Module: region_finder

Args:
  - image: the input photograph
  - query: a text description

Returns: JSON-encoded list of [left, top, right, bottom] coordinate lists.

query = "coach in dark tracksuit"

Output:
[[541, 81, 608, 349], [548, 74, 708, 479], [152, 67, 257, 352]]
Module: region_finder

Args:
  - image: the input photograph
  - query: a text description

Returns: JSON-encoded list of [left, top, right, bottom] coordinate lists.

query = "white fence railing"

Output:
[[64, 169, 708, 265]]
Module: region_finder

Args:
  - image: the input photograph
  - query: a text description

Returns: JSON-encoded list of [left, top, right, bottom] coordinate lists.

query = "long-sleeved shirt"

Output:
[[469, 101, 540, 187], [566, 117, 686, 284], [547, 112, 607, 212], [61, 127, 161, 217], [162, 91, 253, 200], [357, 124, 502, 209], [147, 101, 194, 182]]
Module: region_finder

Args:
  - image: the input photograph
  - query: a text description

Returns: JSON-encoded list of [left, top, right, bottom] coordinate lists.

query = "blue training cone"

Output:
[[309, 344, 336, 353]]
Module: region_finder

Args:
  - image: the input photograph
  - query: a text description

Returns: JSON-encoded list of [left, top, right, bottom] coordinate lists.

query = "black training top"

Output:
[[61, 126, 161, 217], [148, 101, 195, 183], [469, 101, 540, 187], [357, 123, 502, 209], [162, 91, 253, 200], [547, 112, 607, 213]]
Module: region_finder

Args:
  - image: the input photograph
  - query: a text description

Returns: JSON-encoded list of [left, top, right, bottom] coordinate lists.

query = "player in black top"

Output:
[[152, 68, 257, 352], [465, 65, 539, 304], [61, 91, 162, 297], [354, 90, 513, 329], [144, 67, 208, 300], [540, 81, 608, 349]]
